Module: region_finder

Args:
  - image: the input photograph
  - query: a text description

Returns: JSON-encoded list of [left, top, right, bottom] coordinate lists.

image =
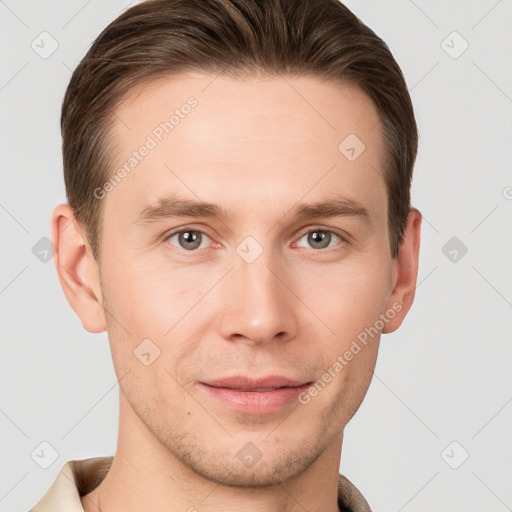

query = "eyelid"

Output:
[[163, 225, 216, 252], [295, 225, 347, 239], [292, 226, 347, 250], [164, 224, 213, 238]]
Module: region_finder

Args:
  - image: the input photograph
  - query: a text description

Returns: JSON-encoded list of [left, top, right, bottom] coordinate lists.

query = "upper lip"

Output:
[[202, 375, 311, 391]]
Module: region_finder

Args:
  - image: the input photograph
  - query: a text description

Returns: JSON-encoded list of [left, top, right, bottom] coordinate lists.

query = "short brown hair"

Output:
[[62, 0, 418, 261]]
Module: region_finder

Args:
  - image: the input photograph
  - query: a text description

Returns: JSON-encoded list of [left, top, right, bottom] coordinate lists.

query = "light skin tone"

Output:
[[52, 72, 421, 512]]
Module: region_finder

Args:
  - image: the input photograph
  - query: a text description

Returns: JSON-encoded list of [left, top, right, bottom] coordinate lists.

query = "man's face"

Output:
[[96, 72, 398, 485]]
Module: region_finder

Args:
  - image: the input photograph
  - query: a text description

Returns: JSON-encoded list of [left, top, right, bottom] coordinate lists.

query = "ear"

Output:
[[51, 204, 107, 333], [382, 207, 422, 334]]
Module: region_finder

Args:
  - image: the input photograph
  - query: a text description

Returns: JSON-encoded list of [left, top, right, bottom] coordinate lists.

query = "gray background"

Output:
[[1, 0, 511, 510]]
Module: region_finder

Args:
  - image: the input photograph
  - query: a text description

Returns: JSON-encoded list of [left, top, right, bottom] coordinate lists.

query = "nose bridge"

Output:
[[217, 240, 297, 344]]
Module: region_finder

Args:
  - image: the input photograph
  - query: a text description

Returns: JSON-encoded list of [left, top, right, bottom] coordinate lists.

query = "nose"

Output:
[[217, 247, 299, 346]]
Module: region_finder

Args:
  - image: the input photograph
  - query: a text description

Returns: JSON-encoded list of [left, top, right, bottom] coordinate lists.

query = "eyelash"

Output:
[[164, 226, 346, 253]]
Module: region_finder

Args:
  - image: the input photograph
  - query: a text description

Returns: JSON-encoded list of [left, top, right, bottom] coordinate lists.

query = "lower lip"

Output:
[[199, 383, 310, 414]]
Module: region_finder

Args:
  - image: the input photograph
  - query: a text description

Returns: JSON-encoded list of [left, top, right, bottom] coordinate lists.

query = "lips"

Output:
[[202, 375, 309, 391], [199, 375, 312, 414]]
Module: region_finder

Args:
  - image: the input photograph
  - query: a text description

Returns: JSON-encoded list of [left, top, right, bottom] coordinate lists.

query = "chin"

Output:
[[175, 438, 325, 488]]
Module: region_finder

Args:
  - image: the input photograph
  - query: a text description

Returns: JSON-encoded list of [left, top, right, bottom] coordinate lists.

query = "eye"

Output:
[[166, 229, 211, 251], [294, 229, 343, 250]]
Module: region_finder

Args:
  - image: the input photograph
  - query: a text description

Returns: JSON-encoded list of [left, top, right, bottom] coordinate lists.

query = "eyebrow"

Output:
[[134, 193, 371, 225]]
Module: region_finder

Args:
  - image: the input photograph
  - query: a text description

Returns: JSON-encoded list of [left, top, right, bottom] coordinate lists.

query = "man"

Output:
[[30, 0, 421, 510]]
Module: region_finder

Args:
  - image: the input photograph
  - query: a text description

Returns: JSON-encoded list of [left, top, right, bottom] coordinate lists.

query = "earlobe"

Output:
[[382, 207, 422, 334], [51, 204, 107, 333]]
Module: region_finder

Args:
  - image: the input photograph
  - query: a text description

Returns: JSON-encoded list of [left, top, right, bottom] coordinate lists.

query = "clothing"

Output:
[[29, 456, 372, 512]]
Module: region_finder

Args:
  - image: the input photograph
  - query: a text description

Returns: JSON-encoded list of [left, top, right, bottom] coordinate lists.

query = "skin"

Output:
[[52, 72, 421, 512]]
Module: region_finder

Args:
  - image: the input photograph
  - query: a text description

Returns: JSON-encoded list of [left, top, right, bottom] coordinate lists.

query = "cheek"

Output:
[[99, 255, 216, 376], [298, 255, 392, 340], [101, 254, 199, 333]]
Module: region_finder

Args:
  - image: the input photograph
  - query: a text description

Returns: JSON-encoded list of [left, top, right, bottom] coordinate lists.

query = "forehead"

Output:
[[113, 71, 381, 149], [104, 72, 386, 226]]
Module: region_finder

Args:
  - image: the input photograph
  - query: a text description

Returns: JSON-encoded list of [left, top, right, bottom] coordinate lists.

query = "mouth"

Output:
[[199, 375, 312, 414]]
